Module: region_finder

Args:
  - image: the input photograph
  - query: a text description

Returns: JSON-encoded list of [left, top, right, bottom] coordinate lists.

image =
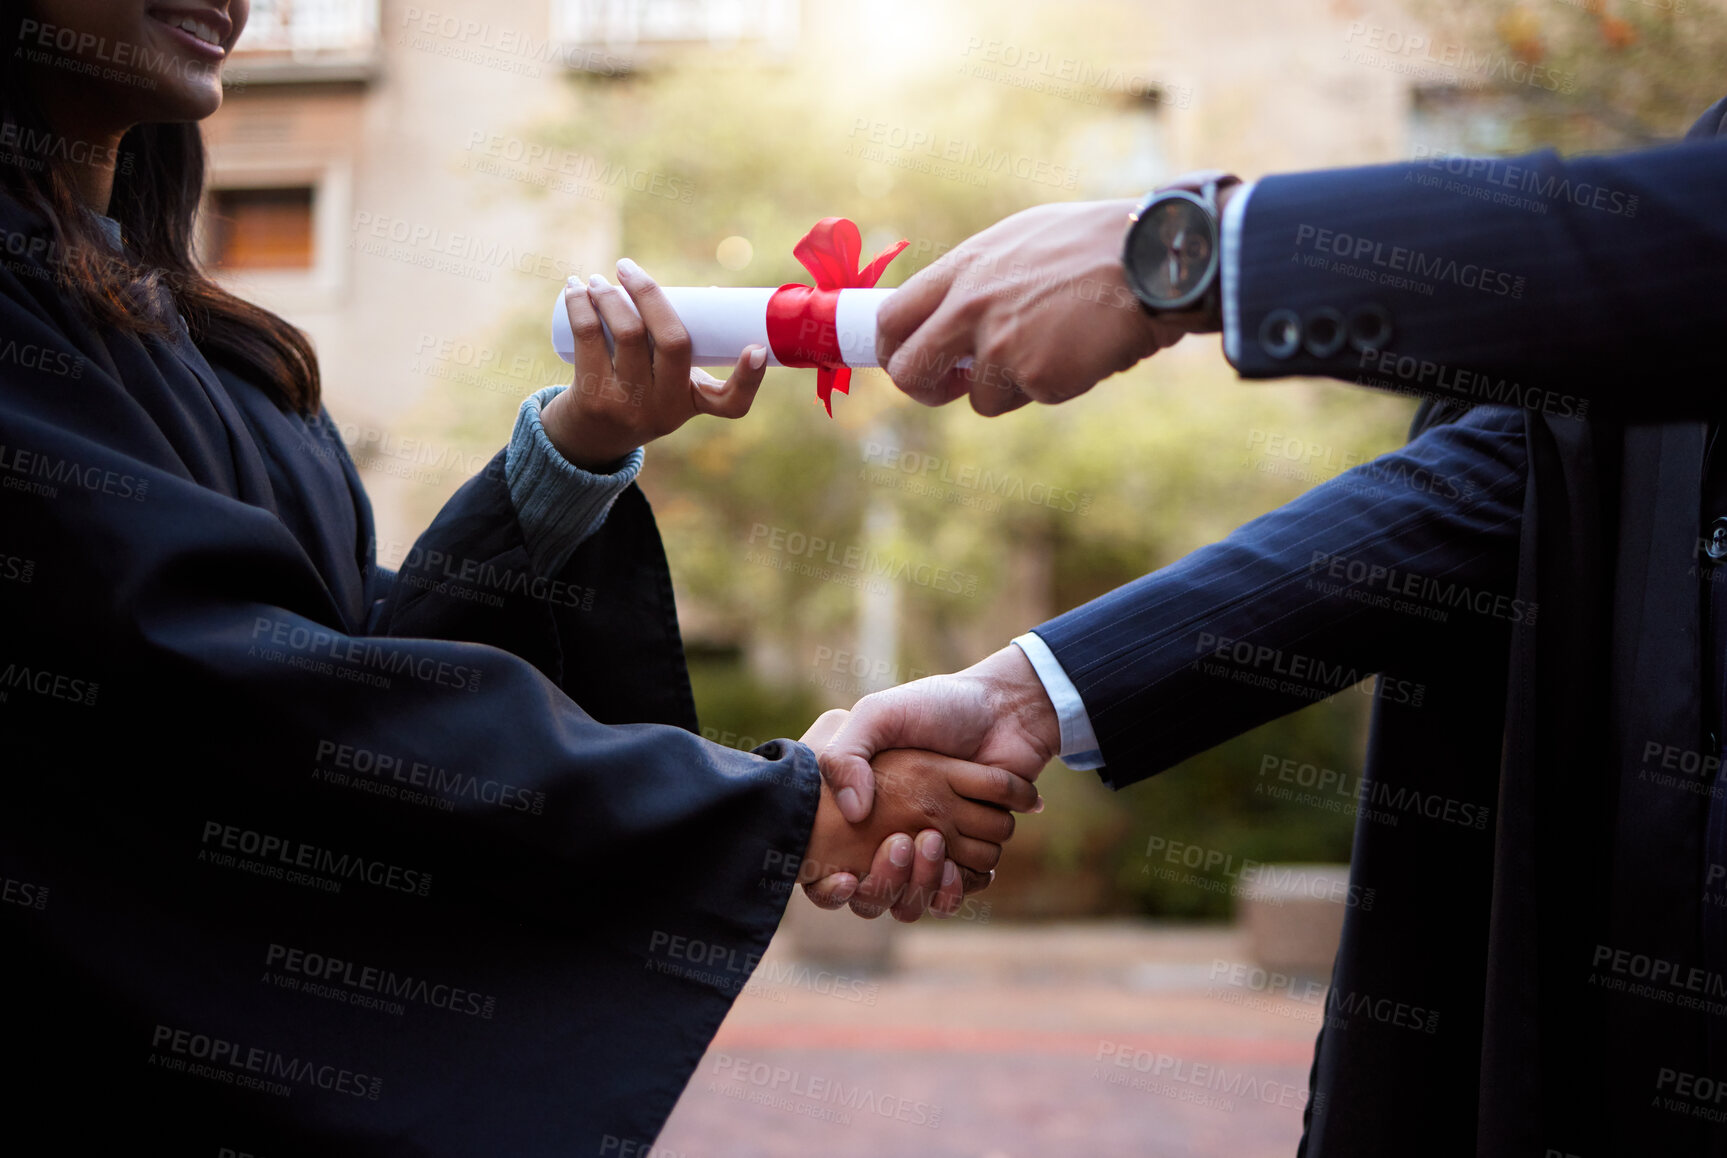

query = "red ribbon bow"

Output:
[[766, 218, 908, 416]]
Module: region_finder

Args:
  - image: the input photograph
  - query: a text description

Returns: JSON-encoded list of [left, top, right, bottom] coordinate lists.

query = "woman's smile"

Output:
[[144, 5, 234, 60]]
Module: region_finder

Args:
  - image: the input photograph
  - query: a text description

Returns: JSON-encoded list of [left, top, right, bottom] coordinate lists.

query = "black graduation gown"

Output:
[[1028, 101, 1727, 1155], [1304, 107, 1727, 1155], [0, 191, 818, 1155]]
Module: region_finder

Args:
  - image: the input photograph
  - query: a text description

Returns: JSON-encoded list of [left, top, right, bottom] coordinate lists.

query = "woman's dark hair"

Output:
[[1, 0, 320, 412]]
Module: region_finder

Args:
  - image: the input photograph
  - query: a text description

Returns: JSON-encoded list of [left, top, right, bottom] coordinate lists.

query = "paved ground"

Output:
[[656, 918, 1325, 1158]]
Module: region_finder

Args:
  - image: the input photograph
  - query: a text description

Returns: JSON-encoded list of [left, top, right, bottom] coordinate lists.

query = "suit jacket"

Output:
[[0, 191, 818, 1155], [1037, 103, 1727, 1155]]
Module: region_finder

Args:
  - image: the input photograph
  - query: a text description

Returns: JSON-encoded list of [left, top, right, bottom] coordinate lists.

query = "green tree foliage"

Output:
[[408, 0, 1711, 917], [1412, 0, 1727, 149]]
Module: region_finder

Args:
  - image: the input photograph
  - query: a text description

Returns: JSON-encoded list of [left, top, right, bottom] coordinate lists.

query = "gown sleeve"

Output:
[[0, 194, 817, 1156]]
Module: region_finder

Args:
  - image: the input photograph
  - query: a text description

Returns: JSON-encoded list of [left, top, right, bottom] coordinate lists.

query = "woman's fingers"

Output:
[[616, 258, 692, 390], [802, 871, 859, 910], [930, 859, 964, 918], [691, 346, 767, 420], [848, 833, 914, 919], [890, 829, 948, 923], [586, 274, 650, 397], [946, 759, 1042, 813], [563, 277, 614, 397]]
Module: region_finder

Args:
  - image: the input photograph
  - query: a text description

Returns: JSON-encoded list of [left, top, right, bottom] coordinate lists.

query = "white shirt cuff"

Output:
[[1220, 179, 1258, 369], [1011, 632, 1104, 772]]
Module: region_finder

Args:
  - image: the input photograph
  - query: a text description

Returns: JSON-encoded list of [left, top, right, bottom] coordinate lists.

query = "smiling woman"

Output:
[[0, 0, 1022, 1153], [1, 0, 322, 410]]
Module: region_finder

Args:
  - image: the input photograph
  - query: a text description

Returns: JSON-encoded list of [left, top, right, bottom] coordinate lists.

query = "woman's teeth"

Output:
[[170, 16, 222, 48]]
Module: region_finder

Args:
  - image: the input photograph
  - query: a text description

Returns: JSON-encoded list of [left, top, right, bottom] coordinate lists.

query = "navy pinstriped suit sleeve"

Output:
[[1032, 404, 1527, 787]]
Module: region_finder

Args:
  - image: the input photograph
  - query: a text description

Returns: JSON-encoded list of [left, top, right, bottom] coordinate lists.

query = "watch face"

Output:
[[1128, 194, 1217, 309]]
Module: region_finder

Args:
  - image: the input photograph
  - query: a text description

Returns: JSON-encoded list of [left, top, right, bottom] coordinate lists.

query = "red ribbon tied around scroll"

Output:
[[766, 218, 909, 416]]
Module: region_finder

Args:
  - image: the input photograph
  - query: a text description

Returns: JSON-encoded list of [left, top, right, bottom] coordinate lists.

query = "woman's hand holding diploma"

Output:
[[537, 262, 1027, 922], [540, 258, 771, 470]]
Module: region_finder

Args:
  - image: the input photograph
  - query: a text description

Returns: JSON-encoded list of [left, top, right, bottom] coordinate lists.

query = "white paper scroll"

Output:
[[550, 285, 894, 368]]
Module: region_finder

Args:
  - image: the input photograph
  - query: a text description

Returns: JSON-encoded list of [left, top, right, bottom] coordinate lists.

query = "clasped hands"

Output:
[[797, 645, 1062, 922], [539, 219, 1172, 919]]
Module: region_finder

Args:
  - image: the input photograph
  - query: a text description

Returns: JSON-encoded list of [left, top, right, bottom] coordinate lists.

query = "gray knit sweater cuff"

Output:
[[504, 385, 645, 576]]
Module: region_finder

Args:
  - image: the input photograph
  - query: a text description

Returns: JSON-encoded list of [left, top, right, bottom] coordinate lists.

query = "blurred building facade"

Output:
[[201, 0, 1451, 555]]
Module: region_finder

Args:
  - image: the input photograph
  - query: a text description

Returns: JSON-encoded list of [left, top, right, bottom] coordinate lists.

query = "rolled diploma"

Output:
[[551, 285, 892, 368]]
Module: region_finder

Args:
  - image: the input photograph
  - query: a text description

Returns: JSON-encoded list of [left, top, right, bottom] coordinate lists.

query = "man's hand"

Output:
[[798, 709, 1035, 921], [802, 745, 1019, 871], [875, 194, 1231, 415], [819, 646, 1060, 824]]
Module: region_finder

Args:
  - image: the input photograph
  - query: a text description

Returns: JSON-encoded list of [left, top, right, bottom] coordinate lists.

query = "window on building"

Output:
[[1069, 85, 1174, 197], [207, 186, 316, 270], [238, 0, 379, 57], [552, 0, 799, 49], [1407, 86, 1523, 157]]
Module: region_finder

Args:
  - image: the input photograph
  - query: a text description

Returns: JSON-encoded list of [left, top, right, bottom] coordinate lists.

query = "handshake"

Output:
[[794, 645, 1060, 922]]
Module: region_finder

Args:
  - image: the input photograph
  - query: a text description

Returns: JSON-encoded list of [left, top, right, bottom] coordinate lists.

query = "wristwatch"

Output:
[[1121, 174, 1241, 321]]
